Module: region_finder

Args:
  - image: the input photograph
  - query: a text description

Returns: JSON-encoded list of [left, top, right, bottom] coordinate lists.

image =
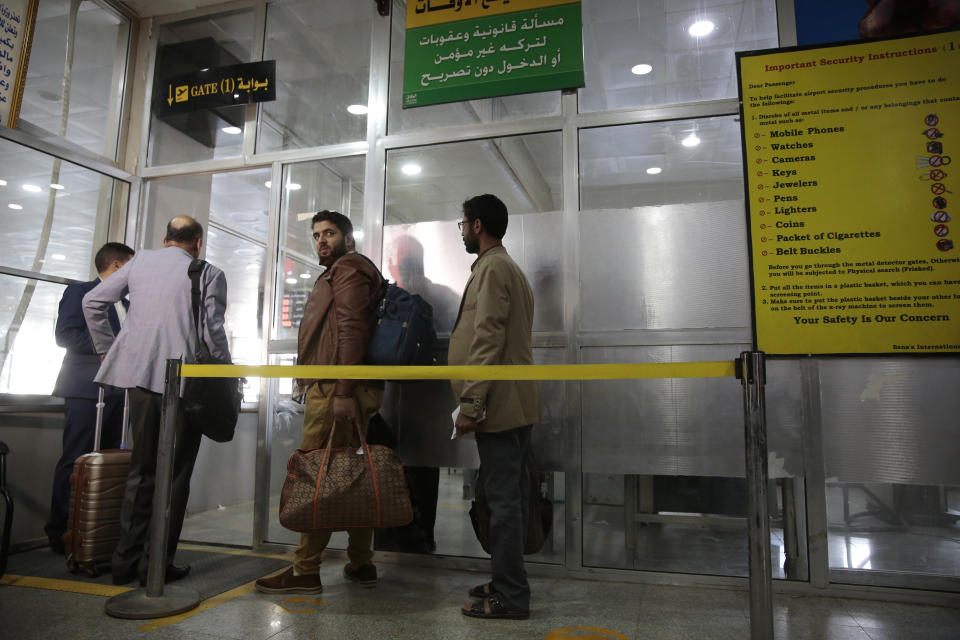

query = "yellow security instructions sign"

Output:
[[738, 30, 960, 355]]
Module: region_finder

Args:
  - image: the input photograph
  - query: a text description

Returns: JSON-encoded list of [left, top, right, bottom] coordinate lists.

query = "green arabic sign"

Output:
[[403, 2, 584, 108]]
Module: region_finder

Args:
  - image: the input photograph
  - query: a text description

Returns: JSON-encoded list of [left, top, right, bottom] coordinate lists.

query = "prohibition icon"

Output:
[[931, 183, 952, 195], [937, 238, 954, 251], [933, 196, 948, 209], [925, 113, 939, 126], [920, 169, 947, 181], [924, 127, 943, 139], [934, 223, 950, 237], [931, 211, 951, 222]]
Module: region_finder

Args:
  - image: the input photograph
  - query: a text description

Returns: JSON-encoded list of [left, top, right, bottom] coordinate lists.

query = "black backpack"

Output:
[[355, 254, 437, 366]]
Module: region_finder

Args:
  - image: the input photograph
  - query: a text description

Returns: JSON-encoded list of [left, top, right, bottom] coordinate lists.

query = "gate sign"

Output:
[[403, 0, 584, 108], [738, 30, 960, 356], [157, 60, 276, 117]]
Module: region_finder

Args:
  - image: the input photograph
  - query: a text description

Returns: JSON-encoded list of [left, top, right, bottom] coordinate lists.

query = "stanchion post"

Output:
[[738, 351, 774, 640], [105, 358, 199, 619]]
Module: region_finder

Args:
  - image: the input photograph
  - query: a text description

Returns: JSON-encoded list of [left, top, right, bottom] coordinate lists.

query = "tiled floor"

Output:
[[2, 556, 960, 639]]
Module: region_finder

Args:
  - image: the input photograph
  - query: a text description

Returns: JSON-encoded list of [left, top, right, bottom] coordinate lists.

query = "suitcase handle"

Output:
[[93, 387, 130, 450]]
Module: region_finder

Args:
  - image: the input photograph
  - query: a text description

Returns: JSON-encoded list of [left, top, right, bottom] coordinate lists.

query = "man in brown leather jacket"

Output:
[[256, 210, 384, 595]]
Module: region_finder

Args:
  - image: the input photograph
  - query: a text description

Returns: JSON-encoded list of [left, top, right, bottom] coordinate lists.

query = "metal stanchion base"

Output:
[[104, 585, 200, 619]]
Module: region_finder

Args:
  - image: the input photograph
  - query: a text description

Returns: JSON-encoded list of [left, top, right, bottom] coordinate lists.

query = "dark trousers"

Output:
[[112, 387, 201, 579], [45, 395, 124, 541], [475, 424, 533, 611]]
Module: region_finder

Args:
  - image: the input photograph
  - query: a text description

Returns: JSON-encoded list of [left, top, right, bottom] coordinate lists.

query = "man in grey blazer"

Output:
[[83, 216, 231, 586]]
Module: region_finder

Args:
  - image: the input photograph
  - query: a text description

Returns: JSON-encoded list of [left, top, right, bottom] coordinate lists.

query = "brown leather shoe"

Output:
[[343, 562, 377, 587], [255, 567, 322, 594]]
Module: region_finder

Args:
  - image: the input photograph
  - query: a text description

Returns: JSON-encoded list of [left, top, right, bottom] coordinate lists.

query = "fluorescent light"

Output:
[[631, 63, 653, 75], [646, 167, 662, 175], [286, 182, 301, 190], [222, 126, 242, 135], [681, 133, 701, 147], [21, 184, 41, 193], [0, 179, 7, 186], [401, 163, 422, 176], [8, 203, 22, 210], [51, 253, 66, 260], [688, 20, 715, 37], [50, 183, 65, 190], [285, 277, 298, 285], [347, 104, 368, 115], [299, 273, 311, 278]]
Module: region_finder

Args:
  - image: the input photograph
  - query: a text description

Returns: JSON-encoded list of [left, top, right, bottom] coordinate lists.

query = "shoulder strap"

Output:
[[188, 259, 210, 360]]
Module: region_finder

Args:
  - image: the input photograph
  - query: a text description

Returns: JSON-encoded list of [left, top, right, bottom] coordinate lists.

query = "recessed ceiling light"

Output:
[[401, 163, 421, 176], [51, 253, 66, 260], [8, 203, 22, 210], [21, 184, 41, 193], [285, 277, 298, 285], [265, 181, 272, 188], [50, 183, 65, 190], [631, 64, 653, 75], [0, 179, 7, 186], [286, 182, 301, 190], [347, 104, 368, 115], [646, 167, 662, 175], [299, 273, 311, 278], [688, 20, 715, 37], [222, 126, 242, 134], [681, 133, 701, 147]]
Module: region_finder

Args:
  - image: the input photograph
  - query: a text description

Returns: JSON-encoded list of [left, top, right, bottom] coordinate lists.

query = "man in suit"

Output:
[[45, 242, 134, 554], [450, 194, 541, 620], [83, 216, 231, 586]]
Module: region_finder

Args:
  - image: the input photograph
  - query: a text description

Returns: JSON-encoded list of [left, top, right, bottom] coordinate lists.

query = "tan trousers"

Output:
[[293, 382, 383, 574]]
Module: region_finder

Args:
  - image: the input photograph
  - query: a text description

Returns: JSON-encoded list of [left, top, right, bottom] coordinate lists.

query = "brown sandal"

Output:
[[461, 594, 529, 620], [467, 581, 498, 598]]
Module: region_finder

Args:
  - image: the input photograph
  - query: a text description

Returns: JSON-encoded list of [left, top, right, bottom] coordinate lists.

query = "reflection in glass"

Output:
[[387, 8, 560, 134], [579, 117, 748, 331], [274, 157, 366, 340], [0, 278, 68, 394], [22, 1, 130, 158], [579, 1, 778, 112], [147, 10, 254, 166], [259, 1, 373, 151]]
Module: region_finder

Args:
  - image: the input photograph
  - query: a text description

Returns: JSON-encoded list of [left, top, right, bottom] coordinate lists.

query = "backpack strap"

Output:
[[187, 259, 211, 362]]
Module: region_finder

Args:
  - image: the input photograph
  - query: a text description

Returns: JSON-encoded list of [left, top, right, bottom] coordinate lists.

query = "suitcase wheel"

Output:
[[66, 557, 79, 574], [83, 564, 100, 579]]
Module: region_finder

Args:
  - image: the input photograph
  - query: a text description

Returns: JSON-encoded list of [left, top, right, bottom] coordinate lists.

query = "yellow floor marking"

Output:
[[138, 581, 257, 630], [277, 596, 326, 614], [0, 573, 133, 597]]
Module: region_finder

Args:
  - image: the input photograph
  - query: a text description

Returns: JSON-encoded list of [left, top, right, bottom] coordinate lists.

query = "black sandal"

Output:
[[467, 581, 498, 599], [461, 594, 529, 620]]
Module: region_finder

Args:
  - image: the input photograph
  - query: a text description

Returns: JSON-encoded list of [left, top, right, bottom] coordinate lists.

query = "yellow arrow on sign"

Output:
[[167, 84, 173, 106]]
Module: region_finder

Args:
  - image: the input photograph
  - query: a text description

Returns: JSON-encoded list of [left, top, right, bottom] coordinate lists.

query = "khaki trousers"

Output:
[[293, 382, 383, 574]]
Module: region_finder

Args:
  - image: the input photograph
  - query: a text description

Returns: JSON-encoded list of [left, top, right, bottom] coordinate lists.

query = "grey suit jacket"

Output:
[[82, 246, 231, 395]]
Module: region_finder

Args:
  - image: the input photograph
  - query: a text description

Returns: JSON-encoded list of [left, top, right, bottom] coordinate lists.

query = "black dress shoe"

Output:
[[48, 537, 65, 555], [138, 563, 191, 586]]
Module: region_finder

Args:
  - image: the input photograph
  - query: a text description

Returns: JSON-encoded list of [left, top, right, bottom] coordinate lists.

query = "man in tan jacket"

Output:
[[256, 210, 384, 595], [450, 194, 541, 620]]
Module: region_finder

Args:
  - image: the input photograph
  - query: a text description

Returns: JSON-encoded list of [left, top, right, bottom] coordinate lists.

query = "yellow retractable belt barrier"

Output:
[[180, 361, 736, 380]]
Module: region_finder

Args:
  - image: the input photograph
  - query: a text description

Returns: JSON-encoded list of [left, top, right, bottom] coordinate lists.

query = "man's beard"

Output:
[[318, 239, 347, 266], [463, 232, 480, 254]]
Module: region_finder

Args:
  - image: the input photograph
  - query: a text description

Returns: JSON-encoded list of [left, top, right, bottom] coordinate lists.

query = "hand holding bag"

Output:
[[182, 259, 243, 442], [278, 417, 413, 532]]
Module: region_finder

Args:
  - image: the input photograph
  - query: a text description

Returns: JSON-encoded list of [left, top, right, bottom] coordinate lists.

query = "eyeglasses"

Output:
[[457, 219, 471, 230]]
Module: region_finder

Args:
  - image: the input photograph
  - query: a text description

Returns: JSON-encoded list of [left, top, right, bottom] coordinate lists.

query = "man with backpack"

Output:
[[256, 210, 385, 594]]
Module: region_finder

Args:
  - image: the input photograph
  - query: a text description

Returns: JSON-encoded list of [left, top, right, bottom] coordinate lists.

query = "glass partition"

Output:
[[274, 156, 366, 340], [22, 0, 130, 158], [0, 277, 68, 394], [258, 0, 374, 152], [579, 0, 778, 112]]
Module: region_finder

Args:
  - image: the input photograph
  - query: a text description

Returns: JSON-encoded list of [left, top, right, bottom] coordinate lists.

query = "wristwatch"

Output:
[[459, 396, 484, 419]]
